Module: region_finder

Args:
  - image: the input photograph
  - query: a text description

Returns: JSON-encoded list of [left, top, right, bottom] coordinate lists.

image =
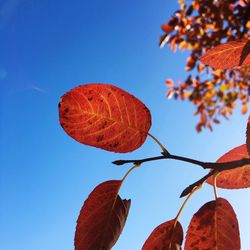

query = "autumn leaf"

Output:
[[200, 40, 250, 70], [185, 198, 240, 250], [161, 23, 174, 33], [247, 116, 250, 155], [165, 79, 174, 87], [206, 144, 250, 188], [142, 219, 183, 250], [59, 83, 151, 153], [241, 103, 248, 114], [74, 180, 130, 250]]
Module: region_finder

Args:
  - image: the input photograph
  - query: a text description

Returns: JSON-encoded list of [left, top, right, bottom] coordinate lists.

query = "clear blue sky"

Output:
[[1, 0, 249, 249]]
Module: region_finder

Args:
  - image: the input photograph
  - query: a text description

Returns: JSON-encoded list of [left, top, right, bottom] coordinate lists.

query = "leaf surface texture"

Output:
[[59, 83, 151, 152]]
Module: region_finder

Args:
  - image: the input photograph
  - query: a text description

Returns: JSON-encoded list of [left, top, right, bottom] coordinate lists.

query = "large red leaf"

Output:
[[247, 116, 250, 155], [185, 198, 240, 250], [59, 83, 151, 153], [200, 40, 250, 69], [206, 144, 250, 188], [142, 219, 183, 250], [74, 180, 130, 250]]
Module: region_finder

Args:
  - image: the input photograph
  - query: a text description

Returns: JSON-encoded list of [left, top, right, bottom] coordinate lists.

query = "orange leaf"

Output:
[[247, 116, 250, 155], [206, 144, 250, 188], [200, 40, 250, 69], [165, 79, 174, 87], [246, 20, 250, 29], [142, 219, 183, 250], [197, 63, 205, 72], [59, 84, 152, 153], [241, 103, 248, 114], [185, 198, 240, 250], [74, 180, 130, 250]]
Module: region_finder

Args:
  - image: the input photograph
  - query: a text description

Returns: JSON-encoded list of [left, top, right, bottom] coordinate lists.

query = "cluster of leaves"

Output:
[[59, 82, 250, 249], [161, 0, 250, 131]]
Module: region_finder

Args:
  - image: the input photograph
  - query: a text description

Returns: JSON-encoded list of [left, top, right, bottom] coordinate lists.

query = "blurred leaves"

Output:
[[161, 0, 250, 131]]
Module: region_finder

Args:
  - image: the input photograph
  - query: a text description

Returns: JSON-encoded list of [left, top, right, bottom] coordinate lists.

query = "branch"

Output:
[[113, 152, 250, 197], [180, 170, 216, 198], [180, 158, 250, 197], [113, 152, 250, 172], [112, 155, 165, 165]]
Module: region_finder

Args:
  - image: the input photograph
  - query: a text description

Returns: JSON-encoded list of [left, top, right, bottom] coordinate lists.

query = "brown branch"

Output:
[[113, 152, 250, 171], [179, 158, 250, 197], [113, 152, 250, 197], [112, 156, 165, 165], [180, 170, 216, 198]]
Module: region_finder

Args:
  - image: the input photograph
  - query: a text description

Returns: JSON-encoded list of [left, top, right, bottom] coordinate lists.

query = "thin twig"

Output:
[[113, 153, 250, 172], [113, 152, 250, 198], [180, 170, 216, 198], [112, 155, 166, 166]]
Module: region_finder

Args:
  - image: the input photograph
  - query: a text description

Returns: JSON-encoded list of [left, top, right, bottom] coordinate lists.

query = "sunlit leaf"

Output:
[[143, 219, 183, 250], [59, 83, 152, 153], [185, 198, 240, 250], [206, 144, 250, 188], [74, 180, 130, 250], [200, 40, 250, 69]]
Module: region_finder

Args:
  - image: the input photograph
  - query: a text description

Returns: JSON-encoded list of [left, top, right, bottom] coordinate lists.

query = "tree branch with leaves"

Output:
[[161, 0, 250, 131], [59, 83, 250, 249], [58, 1, 250, 248]]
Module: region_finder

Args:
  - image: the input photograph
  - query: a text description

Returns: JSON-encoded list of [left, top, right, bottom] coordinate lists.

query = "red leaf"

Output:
[[200, 40, 250, 69], [59, 84, 151, 153], [161, 23, 174, 33], [247, 116, 250, 155], [142, 219, 183, 250], [74, 180, 131, 250], [185, 198, 240, 250], [206, 144, 250, 188]]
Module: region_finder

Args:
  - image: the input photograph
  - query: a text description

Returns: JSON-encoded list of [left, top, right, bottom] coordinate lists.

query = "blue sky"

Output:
[[1, 0, 249, 249]]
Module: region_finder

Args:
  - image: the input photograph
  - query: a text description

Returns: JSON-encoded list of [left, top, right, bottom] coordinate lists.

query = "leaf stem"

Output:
[[174, 184, 202, 227], [213, 172, 219, 200], [168, 184, 202, 249], [122, 163, 141, 182], [148, 133, 169, 154]]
